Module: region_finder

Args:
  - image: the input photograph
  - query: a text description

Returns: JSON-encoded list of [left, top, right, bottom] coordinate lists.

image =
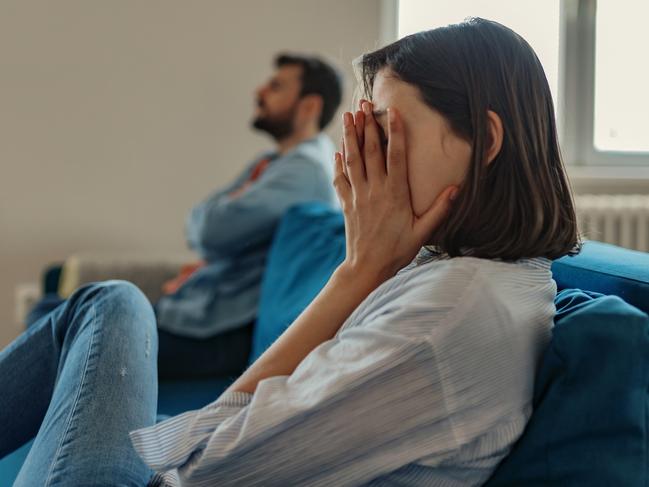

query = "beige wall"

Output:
[[0, 0, 383, 347]]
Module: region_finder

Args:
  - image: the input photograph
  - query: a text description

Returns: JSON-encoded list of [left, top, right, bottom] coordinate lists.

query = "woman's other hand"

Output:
[[334, 102, 458, 287]]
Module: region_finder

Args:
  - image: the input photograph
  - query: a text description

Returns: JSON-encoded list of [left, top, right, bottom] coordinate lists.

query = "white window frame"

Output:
[[381, 0, 649, 184], [561, 0, 649, 168]]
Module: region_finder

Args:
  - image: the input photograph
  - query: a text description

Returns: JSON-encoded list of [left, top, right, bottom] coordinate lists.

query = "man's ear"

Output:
[[485, 110, 503, 165], [298, 94, 323, 125]]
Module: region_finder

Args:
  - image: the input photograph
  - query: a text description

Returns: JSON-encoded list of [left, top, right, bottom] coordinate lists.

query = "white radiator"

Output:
[[575, 195, 649, 252]]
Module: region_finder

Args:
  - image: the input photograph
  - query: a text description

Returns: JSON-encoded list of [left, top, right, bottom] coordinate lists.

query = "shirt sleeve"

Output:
[[130, 323, 466, 487], [185, 155, 323, 260], [183, 160, 255, 250]]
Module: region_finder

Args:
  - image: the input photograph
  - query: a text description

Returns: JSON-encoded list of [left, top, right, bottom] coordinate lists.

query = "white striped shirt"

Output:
[[131, 248, 556, 486]]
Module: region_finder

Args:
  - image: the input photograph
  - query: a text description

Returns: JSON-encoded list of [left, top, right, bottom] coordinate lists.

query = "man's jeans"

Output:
[[0, 281, 158, 486]]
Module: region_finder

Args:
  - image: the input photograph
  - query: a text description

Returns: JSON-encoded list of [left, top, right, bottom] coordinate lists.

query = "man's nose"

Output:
[[255, 85, 267, 100]]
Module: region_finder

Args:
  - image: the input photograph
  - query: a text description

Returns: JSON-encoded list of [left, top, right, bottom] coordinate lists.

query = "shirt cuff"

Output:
[[130, 390, 253, 472], [208, 390, 253, 408]]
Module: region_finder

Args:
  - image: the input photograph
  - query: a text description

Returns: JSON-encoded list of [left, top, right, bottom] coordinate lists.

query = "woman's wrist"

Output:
[[333, 260, 396, 294]]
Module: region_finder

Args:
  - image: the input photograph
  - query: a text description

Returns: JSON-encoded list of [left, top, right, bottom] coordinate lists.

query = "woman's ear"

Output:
[[485, 110, 503, 165]]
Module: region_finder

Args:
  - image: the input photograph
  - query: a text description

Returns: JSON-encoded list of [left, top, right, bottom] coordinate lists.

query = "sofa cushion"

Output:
[[486, 288, 649, 486], [157, 378, 234, 416], [552, 241, 649, 314], [249, 202, 345, 363]]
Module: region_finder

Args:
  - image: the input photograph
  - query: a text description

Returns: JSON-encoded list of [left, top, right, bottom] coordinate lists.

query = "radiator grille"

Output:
[[575, 195, 649, 252]]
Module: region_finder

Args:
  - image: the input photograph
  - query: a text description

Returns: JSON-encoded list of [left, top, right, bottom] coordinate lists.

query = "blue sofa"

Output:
[[2, 202, 648, 485]]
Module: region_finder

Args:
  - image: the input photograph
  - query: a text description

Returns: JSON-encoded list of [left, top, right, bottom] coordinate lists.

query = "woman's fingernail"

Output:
[[388, 107, 395, 124], [362, 101, 371, 115]]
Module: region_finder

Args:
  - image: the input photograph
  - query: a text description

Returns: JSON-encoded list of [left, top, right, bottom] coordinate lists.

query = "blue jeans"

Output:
[[0, 281, 158, 486], [28, 294, 254, 381]]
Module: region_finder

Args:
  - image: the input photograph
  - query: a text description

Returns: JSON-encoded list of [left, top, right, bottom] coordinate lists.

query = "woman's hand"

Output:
[[226, 102, 458, 396], [334, 101, 458, 287]]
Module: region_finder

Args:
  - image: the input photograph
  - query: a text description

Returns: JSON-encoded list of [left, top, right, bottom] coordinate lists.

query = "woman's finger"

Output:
[[357, 98, 370, 147], [361, 101, 386, 183], [354, 110, 365, 150], [414, 185, 458, 243], [343, 108, 366, 177], [333, 151, 352, 204], [385, 107, 409, 200], [342, 111, 366, 187], [341, 137, 347, 179]]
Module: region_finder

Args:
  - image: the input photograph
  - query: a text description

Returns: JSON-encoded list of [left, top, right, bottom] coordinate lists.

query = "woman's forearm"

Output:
[[226, 264, 383, 395]]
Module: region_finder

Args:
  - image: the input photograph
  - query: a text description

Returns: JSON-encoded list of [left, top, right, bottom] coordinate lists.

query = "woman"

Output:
[[1, 18, 578, 486], [132, 17, 578, 486]]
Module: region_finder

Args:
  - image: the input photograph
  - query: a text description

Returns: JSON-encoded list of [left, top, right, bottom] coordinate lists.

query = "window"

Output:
[[392, 0, 649, 169], [398, 0, 561, 110], [593, 0, 649, 153]]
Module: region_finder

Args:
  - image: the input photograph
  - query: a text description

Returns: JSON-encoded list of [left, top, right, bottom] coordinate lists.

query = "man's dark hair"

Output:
[[358, 18, 580, 261], [275, 53, 343, 130]]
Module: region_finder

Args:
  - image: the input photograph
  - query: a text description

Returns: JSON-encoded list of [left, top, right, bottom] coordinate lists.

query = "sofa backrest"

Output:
[[552, 240, 649, 314], [249, 203, 345, 363], [252, 203, 649, 363]]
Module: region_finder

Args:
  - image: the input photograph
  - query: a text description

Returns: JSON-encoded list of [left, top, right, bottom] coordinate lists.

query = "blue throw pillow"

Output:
[[486, 289, 649, 486], [249, 202, 345, 363]]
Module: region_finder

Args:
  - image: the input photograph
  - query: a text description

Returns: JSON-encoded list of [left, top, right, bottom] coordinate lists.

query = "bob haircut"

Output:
[[358, 18, 580, 261]]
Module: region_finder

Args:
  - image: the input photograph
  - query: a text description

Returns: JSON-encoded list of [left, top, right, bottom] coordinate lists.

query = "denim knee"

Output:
[[68, 280, 157, 341], [93, 280, 151, 312], [98, 280, 155, 325]]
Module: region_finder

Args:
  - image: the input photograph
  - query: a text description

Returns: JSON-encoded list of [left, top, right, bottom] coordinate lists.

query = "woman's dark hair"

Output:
[[276, 53, 343, 130], [358, 18, 580, 260]]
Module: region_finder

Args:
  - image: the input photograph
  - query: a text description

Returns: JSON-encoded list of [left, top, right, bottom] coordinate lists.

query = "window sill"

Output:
[[567, 166, 649, 194]]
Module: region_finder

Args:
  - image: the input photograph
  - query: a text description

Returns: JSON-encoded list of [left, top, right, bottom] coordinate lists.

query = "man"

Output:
[[3, 53, 342, 484], [154, 53, 342, 379], [25, 53, 342, 381]]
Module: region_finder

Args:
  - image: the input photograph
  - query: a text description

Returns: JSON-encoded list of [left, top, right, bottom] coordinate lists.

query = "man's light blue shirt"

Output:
[[155, 133, 336, 338]]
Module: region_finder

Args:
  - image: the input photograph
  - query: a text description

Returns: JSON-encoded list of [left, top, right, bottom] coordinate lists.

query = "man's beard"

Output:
[[252, 104, 297, 141]]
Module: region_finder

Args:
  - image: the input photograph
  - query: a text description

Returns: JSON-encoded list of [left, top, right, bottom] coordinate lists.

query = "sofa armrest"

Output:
[[60, 252, 193, 303]]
